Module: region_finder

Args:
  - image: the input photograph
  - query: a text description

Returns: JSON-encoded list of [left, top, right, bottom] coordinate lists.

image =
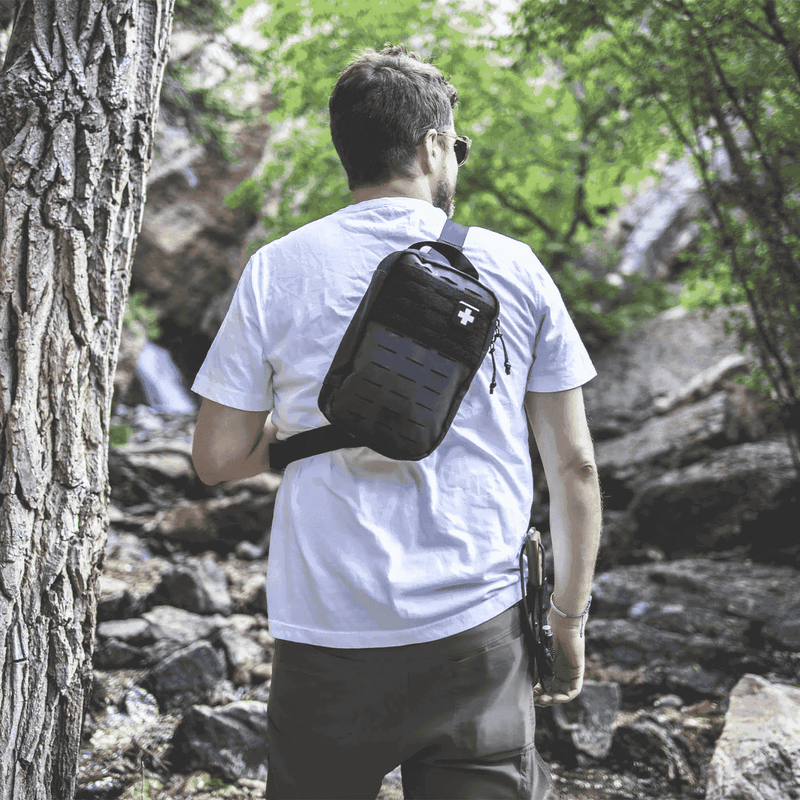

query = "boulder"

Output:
[[96, 575, 135, 622], [96, 618, 155, 646], [583, 305, 753, 438], [143, 641, 227, 712], [628, 437, 799, 558], [142, 492, 276, 552], [213, 626, 268, 685], [152, 555, 233, 616], [575, 300, 793, 567], [142, 606, 221, 647], [170, 701, 270, 782], [113, 437, 195, 482], [94, 639, 148, 670], [123, 686, 160, 727], [588, 558, 800, 700], [610, 710, 703, 791], [706, 674, 800, 800], [595, 391, 738, 499]]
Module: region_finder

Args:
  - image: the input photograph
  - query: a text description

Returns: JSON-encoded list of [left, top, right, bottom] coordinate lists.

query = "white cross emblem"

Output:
[[457, 306, 476, 326]]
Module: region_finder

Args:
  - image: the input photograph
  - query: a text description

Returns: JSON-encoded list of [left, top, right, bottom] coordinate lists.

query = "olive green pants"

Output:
[[265, 601, 552, 799]]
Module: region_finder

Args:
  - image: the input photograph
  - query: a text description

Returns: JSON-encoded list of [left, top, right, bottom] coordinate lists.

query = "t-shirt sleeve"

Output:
[[525, 258, 597, 393], [191, 258, 274, 412]]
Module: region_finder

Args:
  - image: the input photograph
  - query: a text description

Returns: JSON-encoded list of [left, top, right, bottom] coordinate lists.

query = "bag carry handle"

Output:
[[410, 218, 477, 278]]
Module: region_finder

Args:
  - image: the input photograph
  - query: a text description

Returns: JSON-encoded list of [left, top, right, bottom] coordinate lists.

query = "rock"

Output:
[[76, 775, 128, 799], [213, 626, 267, 685], [96, 575, 132, 622], [243, 573, 269, 615], [610, 710, 703, 790], [143, 641, 227, 712], [95, 618, 159, 669], [96, 618, 155, 646], [583, 305, 754, 438], [142, 606, 221, 647], [587, 618, 732, 698], [551, 681, 621, 761], [595, 391, 738, 492], [629, 438, 798, 558], [651, 353, 751, 416], [653, 694, 685, 709], [170, 701, 270, 782], [124, 686, 161, 726], [115, 438, 195, 482], [149, 107, 204, 188], [235, 540, 266, 561], [153, 555, 233, 616], [576, 301, 792, 568], [94, 639, 148, 670], [589, 558, 800, 699], [143, 492, 276, 552], [706, 674, 800, 800]]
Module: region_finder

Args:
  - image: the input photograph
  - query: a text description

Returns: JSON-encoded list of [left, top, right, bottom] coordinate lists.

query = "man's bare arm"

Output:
[[192, 398, 277, 485], [525, 387, 601, 704]]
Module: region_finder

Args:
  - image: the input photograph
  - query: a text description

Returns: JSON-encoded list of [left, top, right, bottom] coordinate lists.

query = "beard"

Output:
[[433, 174, 456, 219]]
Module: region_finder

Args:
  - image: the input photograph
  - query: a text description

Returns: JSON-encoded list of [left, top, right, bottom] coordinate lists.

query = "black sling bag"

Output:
[[268, 219, 509, 470]]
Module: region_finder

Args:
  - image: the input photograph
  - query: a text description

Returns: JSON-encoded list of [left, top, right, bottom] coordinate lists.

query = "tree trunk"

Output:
[[0, 1, 174, 797]]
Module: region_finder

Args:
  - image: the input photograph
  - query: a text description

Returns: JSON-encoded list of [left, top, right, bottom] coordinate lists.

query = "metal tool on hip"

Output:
[[519, 527, 555, 690]]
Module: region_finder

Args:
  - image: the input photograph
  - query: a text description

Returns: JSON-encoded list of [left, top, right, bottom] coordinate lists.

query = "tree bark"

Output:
[[0, 1, 174, 797]]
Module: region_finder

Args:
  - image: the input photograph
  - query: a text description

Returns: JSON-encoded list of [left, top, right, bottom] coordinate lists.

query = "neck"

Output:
[[352, 175, 433, 206]]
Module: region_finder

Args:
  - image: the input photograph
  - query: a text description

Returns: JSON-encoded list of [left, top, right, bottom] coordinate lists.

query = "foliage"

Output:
[[124, 291, 161, 340], [219, 0, 680, 346], [517, 0, 800, 447], [109, 424, 132, 448], [173, 0, 232, 31], [679, 222, 747, 310]]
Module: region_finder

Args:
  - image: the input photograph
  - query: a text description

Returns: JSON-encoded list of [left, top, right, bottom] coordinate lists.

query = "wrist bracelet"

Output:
[[549, 595, 592, 638]]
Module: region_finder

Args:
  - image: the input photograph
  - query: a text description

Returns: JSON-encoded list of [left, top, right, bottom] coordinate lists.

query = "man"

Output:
[[192, 44, 601, 800]]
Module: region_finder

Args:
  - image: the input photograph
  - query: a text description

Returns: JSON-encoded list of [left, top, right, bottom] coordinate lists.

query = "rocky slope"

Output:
[[77, 301, 800, 800]]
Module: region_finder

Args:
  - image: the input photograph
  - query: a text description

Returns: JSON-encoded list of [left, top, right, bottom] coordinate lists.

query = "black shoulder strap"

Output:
[[440, 218, 468, 249], [267, 218, 470, 472], [269, 425, 361, 471]]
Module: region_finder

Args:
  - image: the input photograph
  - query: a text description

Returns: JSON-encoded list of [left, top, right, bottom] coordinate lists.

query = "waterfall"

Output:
[[136, 341, 197, 414]]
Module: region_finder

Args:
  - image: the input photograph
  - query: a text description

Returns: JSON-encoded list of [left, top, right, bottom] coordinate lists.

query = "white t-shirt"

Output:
[[192, 197, 596, 647]]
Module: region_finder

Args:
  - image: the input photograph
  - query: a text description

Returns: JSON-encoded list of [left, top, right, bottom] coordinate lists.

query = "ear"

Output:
[[418, 128, 442, 175]]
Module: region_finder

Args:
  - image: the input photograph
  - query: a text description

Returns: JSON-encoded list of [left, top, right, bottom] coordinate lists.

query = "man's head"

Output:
[[329, 44, 461, 214]]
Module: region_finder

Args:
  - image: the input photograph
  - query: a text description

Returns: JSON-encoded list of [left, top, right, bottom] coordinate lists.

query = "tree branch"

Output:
[[763, 0, 800, 94]]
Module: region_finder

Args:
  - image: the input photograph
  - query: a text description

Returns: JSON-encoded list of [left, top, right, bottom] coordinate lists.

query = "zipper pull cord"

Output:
[[488, 320, 511, 394], [496, 321, 512, 375], [489, 337, 498, 394]]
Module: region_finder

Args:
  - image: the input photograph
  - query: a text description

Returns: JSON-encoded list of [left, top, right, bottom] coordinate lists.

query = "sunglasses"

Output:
[[437, 131, 472, 166]]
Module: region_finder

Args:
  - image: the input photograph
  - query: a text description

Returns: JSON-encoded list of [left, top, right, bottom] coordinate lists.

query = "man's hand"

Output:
[[533, 611, 586, 706]]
